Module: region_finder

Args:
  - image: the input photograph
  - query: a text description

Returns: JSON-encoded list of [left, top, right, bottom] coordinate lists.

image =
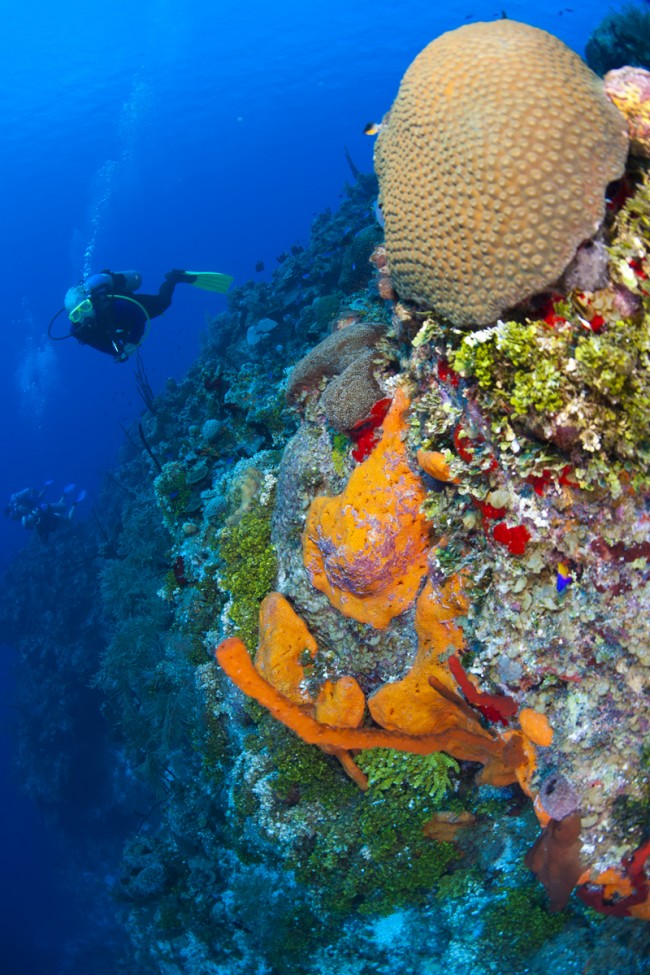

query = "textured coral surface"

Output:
[[375, 19, 628, 326], [605, 65, 650, 158]]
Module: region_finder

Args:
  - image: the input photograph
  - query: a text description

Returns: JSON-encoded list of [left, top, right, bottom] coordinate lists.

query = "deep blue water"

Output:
[[0, 646, 82, 971], [0, 1, 624, 970]]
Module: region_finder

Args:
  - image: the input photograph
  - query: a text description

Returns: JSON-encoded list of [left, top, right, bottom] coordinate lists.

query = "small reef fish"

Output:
[[363, 121, 382, 136], [557, 562, 573, 593], [255, 260, 264, 272]]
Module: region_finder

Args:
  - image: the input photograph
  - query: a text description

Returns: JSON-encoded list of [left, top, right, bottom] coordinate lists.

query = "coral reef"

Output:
[[3, 33, 650, 973], [605, 65, 650, 158], [374, 19, 628, 326], [214, 73, 650, 934]]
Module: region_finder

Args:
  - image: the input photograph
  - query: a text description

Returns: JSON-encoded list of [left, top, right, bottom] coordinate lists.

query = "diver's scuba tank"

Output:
[[114, 270, 142, 292], [85, 269, 143, 296]]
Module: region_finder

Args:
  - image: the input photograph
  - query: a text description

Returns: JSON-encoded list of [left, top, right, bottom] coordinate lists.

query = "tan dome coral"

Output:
[[374, 19, 629, 327]]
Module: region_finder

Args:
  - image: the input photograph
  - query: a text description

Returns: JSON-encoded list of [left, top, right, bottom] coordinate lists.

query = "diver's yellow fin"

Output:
[[186, 271, 234, 293]]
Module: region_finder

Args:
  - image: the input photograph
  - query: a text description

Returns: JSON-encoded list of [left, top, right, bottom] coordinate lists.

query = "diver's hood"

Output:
[[64, 285, 86, 315]]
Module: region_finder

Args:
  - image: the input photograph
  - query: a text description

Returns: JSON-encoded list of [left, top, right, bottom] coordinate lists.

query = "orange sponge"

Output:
[[254, 592, 317, 704], [368, 575, 477, 736], [303, 386, 430, 628]]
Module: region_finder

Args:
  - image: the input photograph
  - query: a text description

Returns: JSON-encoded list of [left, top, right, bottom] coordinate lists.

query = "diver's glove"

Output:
[[62, 483, 76, 497], [165, 269, 197, 284], [75, 490, 87, 504]]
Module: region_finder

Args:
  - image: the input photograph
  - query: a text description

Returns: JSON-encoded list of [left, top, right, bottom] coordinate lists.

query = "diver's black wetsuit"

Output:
[[131, 277, 176, 318], [72, 273, 179, 360], [33, 504, 65, 543]]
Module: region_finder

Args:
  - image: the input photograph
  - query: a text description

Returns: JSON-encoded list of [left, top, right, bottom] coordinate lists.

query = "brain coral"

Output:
[[374, 19, 629, 327]]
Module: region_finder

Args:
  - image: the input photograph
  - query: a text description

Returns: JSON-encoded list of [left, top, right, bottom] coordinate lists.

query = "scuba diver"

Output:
[[5, 482, 86, 543], [5, 483, 52, 521], [49, 268, 233, 362]]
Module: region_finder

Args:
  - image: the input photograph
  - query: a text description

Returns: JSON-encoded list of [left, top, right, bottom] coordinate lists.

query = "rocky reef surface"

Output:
[[3, 33, 650, 974]]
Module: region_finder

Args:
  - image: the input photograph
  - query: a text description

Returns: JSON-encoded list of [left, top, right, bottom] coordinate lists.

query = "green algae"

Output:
[[185, 567, 227, 664], [217, 505, 277, 650], [508, 358, 566, 416], [249, 711, 354, 810], [197, 668, 229, 784], [225, 713, 463, 919], [481, 884, 568, 961], [289, 787, 460, 917], [610, 168, 650, 285], [155, 462, 192, 523], [201, 713, 228, 784], [451, 308, 650, 486], [357, 748, 459, 802], [330, 430, 351, 476], [347, 791, 460, 915], [452, 319, 538, 389]]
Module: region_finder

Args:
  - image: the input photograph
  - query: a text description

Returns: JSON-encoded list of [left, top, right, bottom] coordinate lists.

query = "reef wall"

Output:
[[2, 19, 650, 975]]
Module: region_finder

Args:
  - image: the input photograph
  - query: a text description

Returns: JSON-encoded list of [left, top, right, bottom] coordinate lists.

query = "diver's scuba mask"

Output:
[[68, 297, 95, 325]]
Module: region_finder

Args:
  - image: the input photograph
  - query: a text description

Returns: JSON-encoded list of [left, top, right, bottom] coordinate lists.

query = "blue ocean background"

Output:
[[0, 1, 631, 970]]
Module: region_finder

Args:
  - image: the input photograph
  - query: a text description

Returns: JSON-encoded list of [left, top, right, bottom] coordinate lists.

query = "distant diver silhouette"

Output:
[[5, 482, 86, 543]]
